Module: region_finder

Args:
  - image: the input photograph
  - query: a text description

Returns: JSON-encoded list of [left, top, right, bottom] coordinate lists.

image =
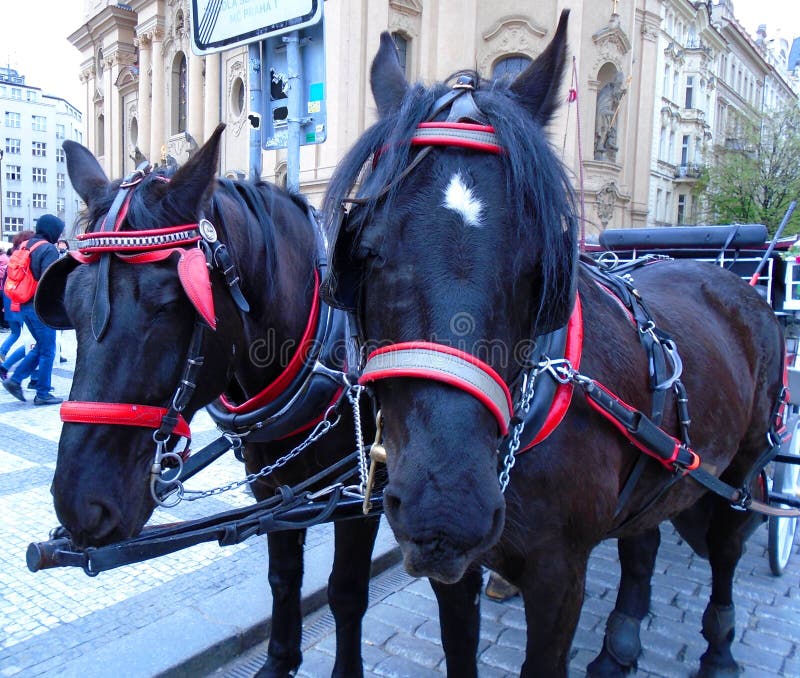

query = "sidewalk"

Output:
[[0, 331, 400, 678]]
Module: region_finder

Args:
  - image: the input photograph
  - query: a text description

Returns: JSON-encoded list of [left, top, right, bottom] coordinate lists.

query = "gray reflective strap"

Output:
[[360, 347, 511, 432], [411, 126, 500, 150]]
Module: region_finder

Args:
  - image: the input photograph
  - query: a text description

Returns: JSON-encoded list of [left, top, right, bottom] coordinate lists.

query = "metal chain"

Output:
[[152, 397, 347, 505], [346, 384, 369, 496], [497, 358, 589, 493], [498, 367, 537, 493]]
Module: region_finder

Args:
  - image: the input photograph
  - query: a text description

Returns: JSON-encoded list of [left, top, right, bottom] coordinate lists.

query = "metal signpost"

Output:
[[189, 0, 326, 192]]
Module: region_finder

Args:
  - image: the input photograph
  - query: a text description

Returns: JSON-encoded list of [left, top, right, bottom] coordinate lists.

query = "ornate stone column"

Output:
[[79, 66, 95, 150], [149, 28, 166, 164], [135, 33, 152, 162], [188, 53, 204, 145], [103, 55, 114, 174], [203, 53, 221, 139]]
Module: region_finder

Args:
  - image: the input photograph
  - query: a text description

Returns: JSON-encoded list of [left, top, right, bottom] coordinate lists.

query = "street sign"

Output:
[[190, 0, 323, 55], [261, 17, 326, 150]]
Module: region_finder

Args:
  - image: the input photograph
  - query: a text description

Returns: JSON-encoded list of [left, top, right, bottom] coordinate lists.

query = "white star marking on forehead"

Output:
[[443, 172, 483, 227]]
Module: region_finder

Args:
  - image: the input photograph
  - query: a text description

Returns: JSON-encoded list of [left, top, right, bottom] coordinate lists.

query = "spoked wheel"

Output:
[[768, 415, 800, 576]]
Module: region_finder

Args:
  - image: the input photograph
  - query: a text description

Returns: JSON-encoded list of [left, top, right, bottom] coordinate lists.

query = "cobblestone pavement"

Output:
[[1, 331, 400, 678], [220, 509, 800, 677], [4, 331, 800, 677]]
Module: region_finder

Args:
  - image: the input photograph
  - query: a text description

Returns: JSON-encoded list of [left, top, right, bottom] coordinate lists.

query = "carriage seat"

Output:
[[599, 224, 767, 251]]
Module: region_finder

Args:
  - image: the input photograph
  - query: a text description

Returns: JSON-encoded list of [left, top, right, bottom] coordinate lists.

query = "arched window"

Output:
[[172, 53, 187, 133], [391, 32, 409, 76], [492, 55, 532, 80]]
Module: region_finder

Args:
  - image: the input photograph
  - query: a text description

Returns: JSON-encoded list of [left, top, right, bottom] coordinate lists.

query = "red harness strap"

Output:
[[61, 402, 191, 439], [521, 295, 584, 451], [219, 270, 322, 414]]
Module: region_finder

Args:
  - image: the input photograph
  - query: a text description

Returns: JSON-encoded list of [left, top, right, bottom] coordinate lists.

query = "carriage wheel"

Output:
[[768, 416, 800, 576]]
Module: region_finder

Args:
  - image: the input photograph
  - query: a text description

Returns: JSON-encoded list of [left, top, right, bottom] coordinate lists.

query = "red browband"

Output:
[[412, 122, 503, 154], [61, 402, 191, 439]]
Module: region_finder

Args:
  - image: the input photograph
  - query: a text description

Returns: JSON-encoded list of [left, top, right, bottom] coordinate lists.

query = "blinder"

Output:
[[35, 255, 82, 330]]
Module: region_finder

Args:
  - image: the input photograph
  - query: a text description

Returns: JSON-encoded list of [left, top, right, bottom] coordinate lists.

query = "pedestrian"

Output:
[[0, 231, 33, 362], [0, 245, 8, 331], [2, 215, 64, 406]]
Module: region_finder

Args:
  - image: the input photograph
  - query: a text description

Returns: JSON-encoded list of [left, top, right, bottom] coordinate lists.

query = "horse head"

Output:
[[324, 12, 577, 582], [49, 126, 260, 547]]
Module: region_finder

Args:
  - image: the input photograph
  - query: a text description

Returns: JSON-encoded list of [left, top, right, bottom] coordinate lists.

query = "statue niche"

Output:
[[594, 69, 627, 162]]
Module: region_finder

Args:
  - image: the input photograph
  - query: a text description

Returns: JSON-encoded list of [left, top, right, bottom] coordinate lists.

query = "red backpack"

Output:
[[4, 239, 47, 311]]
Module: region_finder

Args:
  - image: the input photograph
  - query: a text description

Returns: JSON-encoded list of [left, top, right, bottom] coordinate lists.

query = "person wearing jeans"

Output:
[[2, 214, 63, 406]]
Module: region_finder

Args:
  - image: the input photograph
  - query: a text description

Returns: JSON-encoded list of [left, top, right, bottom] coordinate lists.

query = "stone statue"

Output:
[[594, 72, 627, 162]]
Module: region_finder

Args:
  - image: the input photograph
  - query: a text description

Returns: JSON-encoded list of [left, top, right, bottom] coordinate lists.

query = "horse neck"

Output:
[[226, 195, 319, 392]]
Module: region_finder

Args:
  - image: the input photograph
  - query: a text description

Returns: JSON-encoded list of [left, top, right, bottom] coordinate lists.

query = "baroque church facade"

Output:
[[68, 0, 797, 240]]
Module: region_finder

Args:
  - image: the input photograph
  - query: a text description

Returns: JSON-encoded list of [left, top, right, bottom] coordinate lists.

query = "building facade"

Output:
[[0, 67, 83, 242], [67, 0, 798, 241]]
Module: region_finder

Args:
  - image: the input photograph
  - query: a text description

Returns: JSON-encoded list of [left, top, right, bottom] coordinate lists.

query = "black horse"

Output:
[[44, 126, 379, 677], [322, 12, 785, 676]]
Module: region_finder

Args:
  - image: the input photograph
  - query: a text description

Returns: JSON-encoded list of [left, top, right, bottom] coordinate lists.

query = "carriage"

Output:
[[591, 222, 800, 575]]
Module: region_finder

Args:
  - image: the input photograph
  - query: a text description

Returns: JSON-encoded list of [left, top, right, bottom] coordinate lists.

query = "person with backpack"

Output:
[[0, 231, 33, 363], [2, 215, 64, 406]]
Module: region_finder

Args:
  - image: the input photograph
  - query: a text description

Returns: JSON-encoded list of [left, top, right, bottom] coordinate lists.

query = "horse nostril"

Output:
[[82, 498, 122, 544], [383, 490, 401, 517]]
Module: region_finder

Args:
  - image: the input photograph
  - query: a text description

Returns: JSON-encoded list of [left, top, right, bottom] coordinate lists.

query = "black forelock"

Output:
[[323, 73, 578, 335]]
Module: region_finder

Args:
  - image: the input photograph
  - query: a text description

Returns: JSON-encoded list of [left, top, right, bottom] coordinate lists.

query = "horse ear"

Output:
[[510, 10, 569, 126], [168, 124, 225, 216], [63, 140, 110, 206], [370, 32, 409, 117]]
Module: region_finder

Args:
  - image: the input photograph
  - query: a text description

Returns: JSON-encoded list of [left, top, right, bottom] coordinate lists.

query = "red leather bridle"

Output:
[[58, 167, 221, 445]]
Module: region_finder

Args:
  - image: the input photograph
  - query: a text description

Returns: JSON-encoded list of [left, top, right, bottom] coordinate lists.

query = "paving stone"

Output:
[[383, 632, 445, 668], [6, 333, 800, 678]]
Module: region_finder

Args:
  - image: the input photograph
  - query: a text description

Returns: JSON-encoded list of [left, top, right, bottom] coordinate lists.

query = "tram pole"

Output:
[[248, 41, 263, 182], [285, 31, 302, 194]]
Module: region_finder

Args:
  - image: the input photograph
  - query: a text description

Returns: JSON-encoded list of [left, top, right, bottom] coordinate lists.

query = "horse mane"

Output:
[[324, 72, 578, 334]]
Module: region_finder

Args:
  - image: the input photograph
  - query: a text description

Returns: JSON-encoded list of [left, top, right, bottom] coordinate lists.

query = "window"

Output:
[[11, 88, 21, 100], [57, 197, 65, 214], [56, 147, 65, 163], [681, 135, 690, 166], [677, 194, 687, 224], [392, 33, 410, 76], [492, 55, 532, 80], [4, 217, 24, 232], [6, 191, 22, 207], [4, 111, 20, 128], [32, 193, 47, 209], [57, 173, 65, 188], [668, 131, 675, 163], [5, 138, 20, 154], [663, 65, 670, 97], [5, 165, 21, 181], [32, 141, 46, 157], [26, 90, 37, 102], [659, 126, 666, 159], [56, 124, 65, 139], [171, 52, 187, 134], [32, 167, 46, 183], [32, 115, 46, 131], [685, 76, 694, 109]]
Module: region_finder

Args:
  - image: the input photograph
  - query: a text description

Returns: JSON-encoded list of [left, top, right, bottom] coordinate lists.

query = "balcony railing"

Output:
[[674, 163, 703, 179]]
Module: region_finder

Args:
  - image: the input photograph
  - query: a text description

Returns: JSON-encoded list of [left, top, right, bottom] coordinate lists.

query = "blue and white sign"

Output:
[[190, 0, 323, 55]]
